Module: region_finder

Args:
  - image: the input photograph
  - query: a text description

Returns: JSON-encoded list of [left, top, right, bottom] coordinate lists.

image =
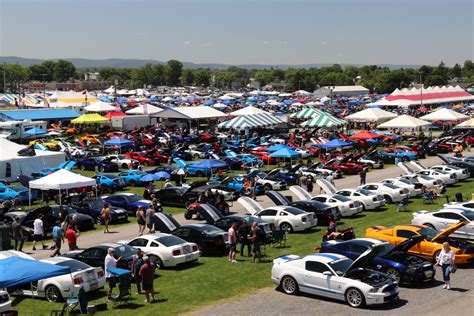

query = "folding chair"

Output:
[[271, 230, 287, 248], [422, 193, 435, 204], [397, 197, 409, 212], [108, 268, 132, 307]]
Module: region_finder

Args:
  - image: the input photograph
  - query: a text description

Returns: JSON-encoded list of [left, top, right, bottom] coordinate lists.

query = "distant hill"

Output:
[[0, 56, 422, 70]]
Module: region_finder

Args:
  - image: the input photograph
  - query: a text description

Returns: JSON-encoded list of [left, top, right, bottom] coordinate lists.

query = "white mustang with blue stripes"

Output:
[[271, 247, 399, 308]]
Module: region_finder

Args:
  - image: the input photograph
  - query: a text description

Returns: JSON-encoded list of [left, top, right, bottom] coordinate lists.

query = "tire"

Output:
[[80, 164, 86, 171], [433, 250, 441, 263], [184, 200, 193, 209], [45, 285, 63, 302], [143, 161, 149, 166], [361, 203, 366, 212], [280, 222, 293, 232], [121, 163, 128, 169], [263, 183, 272, 192], [402, 156, 409, 162], [99, 166, 105, 172], [386, 268, 401, 284], [149, 255, 163, 269], [129, 180, 136, 186], [194, 154, 200, 160], [383, 195, 393, 204], [280, 276, 299, 295], [184, 209, 193, 220], [345, 287, 365, 308]]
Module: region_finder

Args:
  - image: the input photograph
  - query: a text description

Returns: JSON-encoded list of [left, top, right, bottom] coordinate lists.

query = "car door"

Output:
[[395, 229, 421, 254], [256, 209, 279, 225], [304, 261, 344, 299], [128, 237, 150, 252], [76, 248, 104, 267], [110, 196, 126, 208]]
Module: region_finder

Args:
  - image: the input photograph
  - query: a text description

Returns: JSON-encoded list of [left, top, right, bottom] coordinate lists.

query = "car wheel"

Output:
[[280, 222, 293, 232], [99, 166, 105, 172], [345, 287, 365, 308], [184, 209, 193, 220], [184, 200, 193, 209], [386, 268, 401, 284], [263, 183, 272, 192], [121, 163, 128, 169], [402, 156, 409, 162], [433, 250, 441, 263], [143, 161, 149, 166], [424, 223, 436, 230], [280, 276, 298, 295], [80, 164, 86, 171], [194, 154, 200, 160], [129, 180, 136, 186], [361, 203, 366, 212], [383, 195, 392, 204], [45, 285, 63, 302], [149, 255, 163, 269]]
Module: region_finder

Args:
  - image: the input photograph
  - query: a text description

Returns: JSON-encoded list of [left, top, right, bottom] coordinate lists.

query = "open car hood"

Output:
[[289, 185, 313, 201], [266, 190, 291, 206], [409, 160, 427, 171], [344, 244, 384, 276], [431, 220, 468, 242], [397, 162, 416, 175], [196, 204, 224, 224], [237, 197, 264, 215], [316, 178, 337, 195], [385, 235, 425, 256], [151, 212, 181, 233]]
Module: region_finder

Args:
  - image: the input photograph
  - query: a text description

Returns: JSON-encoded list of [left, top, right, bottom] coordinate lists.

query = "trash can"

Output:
[[0, 224, 11, 250]]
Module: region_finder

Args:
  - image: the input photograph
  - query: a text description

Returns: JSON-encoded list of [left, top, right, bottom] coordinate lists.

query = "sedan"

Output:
[[358, 183, 410, 203], [103, 155, 139, 169], [381, 178, 422, 197], [119, 233, 200, 268], [430, 165, 469, 180], [271, 248, 399, 308], [416, 169, 457, 185], [335, 189, 386, 210], [172, 224, 228, 256], [103, 193, 154, 214], [71, 198, 129, 224]]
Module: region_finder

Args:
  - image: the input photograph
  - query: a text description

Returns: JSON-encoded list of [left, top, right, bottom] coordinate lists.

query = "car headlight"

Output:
[[368, 287, 378, 293]]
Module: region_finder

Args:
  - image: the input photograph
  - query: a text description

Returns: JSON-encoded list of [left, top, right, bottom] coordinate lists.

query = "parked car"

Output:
[[71, 198, 128, 224], [320, 237, 435, 285], [119, 233, 200, 268], [381, 178, 422, 197], [358, 183, 410, 203], [75, 157, 119, 172], [118, 170, 148, 186], [0, 290, 11, 313], [103, 154, 139, 169], [334, 188, 386, 211], [62, 243, 136, 270], [271, 247, 399, 308], [103, 193, 154, 214], [412, 208, 474, 240], [92, 174, 126, 191]]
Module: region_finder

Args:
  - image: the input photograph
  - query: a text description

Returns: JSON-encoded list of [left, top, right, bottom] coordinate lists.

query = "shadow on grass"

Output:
[[169, 260, 204, 271], [365, 206, 390, 212]]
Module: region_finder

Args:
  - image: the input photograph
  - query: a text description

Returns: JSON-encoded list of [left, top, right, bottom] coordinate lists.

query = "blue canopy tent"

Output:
[[104, 138, 134, 153], [155, 171, 171, 179], [319, 139, 353, 149], [192, 159, 228, 169], [0, 257, 70, 288], [269, 148, 301, 167], [266, 144, 292, 152], [204, 99, 215, 106], [140, 173, 162, 182], [24, 127, 48, 137]]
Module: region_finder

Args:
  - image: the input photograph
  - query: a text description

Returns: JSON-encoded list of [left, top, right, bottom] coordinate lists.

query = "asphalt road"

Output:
[[25, 155, 474, 315]]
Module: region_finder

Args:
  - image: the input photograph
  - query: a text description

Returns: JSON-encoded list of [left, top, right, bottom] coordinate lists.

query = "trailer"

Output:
[[111, 115, 157, 131]]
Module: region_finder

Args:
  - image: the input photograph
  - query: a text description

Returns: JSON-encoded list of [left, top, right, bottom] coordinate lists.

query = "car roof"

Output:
[[95, 243, 125, 249], [344, 238, 387, 246], [263, 206, 299, 211], [40, 257, 74, 264], [139, 233, 172, 239], [113, 193, 135, 196], [305, 253, 346, 263]]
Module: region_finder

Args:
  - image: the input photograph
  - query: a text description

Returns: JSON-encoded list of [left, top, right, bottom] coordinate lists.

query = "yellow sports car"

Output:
[[28, 139, 60, 151], [365, 220, 474, 264], [80, 134, 101, 144]]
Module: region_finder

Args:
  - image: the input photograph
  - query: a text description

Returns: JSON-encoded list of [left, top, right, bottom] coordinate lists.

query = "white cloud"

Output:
[[183, 41, 191, 45], [320, 40, 327, 46], [263, 40, 270, 45]]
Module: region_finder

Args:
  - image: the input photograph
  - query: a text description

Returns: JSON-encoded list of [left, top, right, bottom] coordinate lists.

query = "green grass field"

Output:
[[10, 177, 473, 316]]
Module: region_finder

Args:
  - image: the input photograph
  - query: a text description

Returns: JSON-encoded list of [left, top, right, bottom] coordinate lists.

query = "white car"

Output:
[[398, 174, 442, 190], [271, 248, 400, 308], [294, 147, 313, 158], [412, 208, 474, 240], [103, 154, 138, 169], [381, 178, 422, 197], [186, 145, 208, 159], [297, 166, 342, 180], [312, 194, 363, 217], [119, 233, 201, 268], [253, 171, 287, 191], [11, 257, 105, 302], [444, 200, 474, 212], [357, 156, 384, 169], [416, 169, 457, 185], [335, 188, 386, 210], [237, 197, 317, 232], [0, 291, 10, 313], [358, 183, 410, 203], [409, 160, 463, 180], [430, 165, 469, 180]]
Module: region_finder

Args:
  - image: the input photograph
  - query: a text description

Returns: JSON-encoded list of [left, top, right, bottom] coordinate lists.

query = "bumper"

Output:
[[340, 206, 363, 217], [391, 194, 408, 203], [0, 301, 11, 313], [165, 251, 200, 266], [366, 289, 399, 306], [293, 220, 317, 231], [454, 254, 474, 265], [457, 173, 469, 180], [364, 200, 385, 210]]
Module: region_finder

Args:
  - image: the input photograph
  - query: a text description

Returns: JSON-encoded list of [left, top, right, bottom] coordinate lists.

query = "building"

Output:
[[27, 80, 110, 92], [313, 85, 370, 97]]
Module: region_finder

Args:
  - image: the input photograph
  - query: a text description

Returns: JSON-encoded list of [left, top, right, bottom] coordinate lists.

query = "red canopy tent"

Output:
[[104, 111, 127, 119], [349, 131, 382, 140]]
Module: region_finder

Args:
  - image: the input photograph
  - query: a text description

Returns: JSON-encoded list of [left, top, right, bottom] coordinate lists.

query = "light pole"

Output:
[[328, 85, 335, 106]]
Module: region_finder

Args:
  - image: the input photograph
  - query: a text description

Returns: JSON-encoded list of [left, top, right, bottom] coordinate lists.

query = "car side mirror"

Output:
[[323, 271, 332, 276]]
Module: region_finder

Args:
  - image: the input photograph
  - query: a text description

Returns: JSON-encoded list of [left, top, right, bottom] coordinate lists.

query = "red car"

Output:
[[124, 152, 158, 166], [199, 134, 215, 143], [323, 158, 360, 175], [144, 149, 170, 163]]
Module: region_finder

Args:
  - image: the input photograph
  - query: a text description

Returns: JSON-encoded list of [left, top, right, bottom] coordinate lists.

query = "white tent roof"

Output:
[[230, 106, 269, 116], [29, 169, 96, 190], [419, 108, 470, 121], [377, 115, 431, 129], [0, 138, 25, 160], [104, 86, 115, 94], [455, 118, 474, 128], [152, 106, 227, 120], [84, 101, 116, 112], [125, 104, 163, 115], [344, 108, 398, 122]]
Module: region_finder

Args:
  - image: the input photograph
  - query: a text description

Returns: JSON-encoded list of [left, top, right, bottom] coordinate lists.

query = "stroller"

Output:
[[108, 268, 132, 307]]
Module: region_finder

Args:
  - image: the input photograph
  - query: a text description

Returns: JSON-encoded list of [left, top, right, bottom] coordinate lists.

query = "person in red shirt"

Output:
[[139, 257, 157, 303], [65, 227, 79, 251]]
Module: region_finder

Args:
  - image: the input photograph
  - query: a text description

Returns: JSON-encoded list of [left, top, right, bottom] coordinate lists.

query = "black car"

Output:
[[62, 243, 136, 269], [5, 205, 95, 239], [71, 198, 129, 224], [75, 157, 119, 172], [150, 212, 228, 255], [437, 154, 474, 177], [103, 193, 155, 214], [266, 190, 341, 225]]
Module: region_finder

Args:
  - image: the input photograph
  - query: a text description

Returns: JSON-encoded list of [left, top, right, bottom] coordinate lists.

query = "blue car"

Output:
[[92, 174, 126, 191], [370, 150, 417, 163], [319, 236, 435, 285], [31, 161, 76, 178], [219, 175, 265, 196], [75, 157, 119, 172], [103, 193, 154, 214], [173, 158, 215, 177], [72, 198, 128, 224], [224, 150, 263, 168], [118, 170, 148, 186], [0, 184, 36, 202]]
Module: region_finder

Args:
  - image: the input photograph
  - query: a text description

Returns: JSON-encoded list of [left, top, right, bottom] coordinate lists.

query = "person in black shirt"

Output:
[[237, 220, 251, 257], [11, 217, 25, 252]]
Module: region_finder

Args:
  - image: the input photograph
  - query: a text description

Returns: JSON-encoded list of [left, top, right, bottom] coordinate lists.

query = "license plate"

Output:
[[89, 282, 98, 290], [185, 254, 193, 261], [424, 271, 433, 278], [183, 245, 191, 254]]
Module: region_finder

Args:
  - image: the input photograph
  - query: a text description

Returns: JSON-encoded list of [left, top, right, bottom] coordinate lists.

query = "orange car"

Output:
[[80, 134, 101, 144], [365, 220, 474, 264]]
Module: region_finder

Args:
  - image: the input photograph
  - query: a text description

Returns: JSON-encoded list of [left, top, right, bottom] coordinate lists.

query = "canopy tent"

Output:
[[344, 108, 398, 122], [300, 114, 346, 128], [125, 104, 163, 115], [0, 256, 70, 288], [269, 148, 302, 158], [104, 111, 127, 119], [153, 106, 226, 120], [455, 118, 474, 128], [313, 85, 369, 97], [266, 144, 293, 152], [218, 113, 284, 129], [377, 115, 431, 129], [104, 138, 134, 147], [229, 105, 269, 116], [319, 139, 353, 149], [71, 113, 109, 124], [419, 108, 470, 121], [349, 131, 383, 140], [84, 101, 116, 112], [289, 107, 326, 119], [192, 159, 228, 169], [29, 169, 96, 190], [24, 127, 48, 136], [46, 90, 97, 107]]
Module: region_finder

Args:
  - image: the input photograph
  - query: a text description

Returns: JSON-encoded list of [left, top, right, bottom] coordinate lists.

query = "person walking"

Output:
[[105, 248, 122, 298], [139, 256, 157, 303], [131, 248, 144, 294], [65, 226, 79, 251], [436, 242, 456, 290], [101, 202, 111, 233], [359, 167, 367, 185], [306, 175, 314, 193], [326, 173, 335, 187], [145, 205, 155, 234], [32, 214, 47, 251], [237, 220, 251, 257], [11, 216, 25, 252], [249, 222, 262, 263], [50, 221, 64, 257], [228, 223, 238, 263], [136, 206, 146, 236]]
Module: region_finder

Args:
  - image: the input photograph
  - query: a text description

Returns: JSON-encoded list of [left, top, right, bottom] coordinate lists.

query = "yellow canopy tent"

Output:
[[71, 113, 109, 124]]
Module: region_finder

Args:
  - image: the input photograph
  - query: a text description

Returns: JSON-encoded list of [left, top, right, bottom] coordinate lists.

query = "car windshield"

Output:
[[462, 211, 474, 221], [90, 199, 106, 209], [156, 235, 186, 247], [9, 186, 26, 192], [333, 195, 351, 202], [117, 155, 127, 159], [357, 189, 373, 196], [125, 195, 142, 202], [284, 207, 306, 215], [328, 258, 353, 276], [382, 183, 399, 189], [397, 178, 411, 185], [418, 175, 432, 181], [113, 244, 136, 257], [55, 259, 92, 272], [256, 172, 267, 178], [378, 243, 395, 257], [418, 227, 439, 241]]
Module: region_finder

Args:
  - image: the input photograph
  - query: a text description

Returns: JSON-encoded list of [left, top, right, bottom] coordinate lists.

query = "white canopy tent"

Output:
[[229, 105, 269, 116], [377, 115, 431, 130], [84, 101, 116, 112], [455, 118, 474, 128], [125, 104, 163, 115], [344, 108, 398, 122], [419, 108, 470, 121], [152, 106, 227, 120]]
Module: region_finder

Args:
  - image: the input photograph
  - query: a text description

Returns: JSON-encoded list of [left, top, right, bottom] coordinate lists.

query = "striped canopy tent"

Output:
[[218, 113, 284, 129], [289, 107, 326, 119], [300, 114, 346, 128], [455, 118, 474, 128]]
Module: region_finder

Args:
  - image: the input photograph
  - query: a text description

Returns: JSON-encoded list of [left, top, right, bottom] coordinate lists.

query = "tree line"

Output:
[[1, 59, 473, 94]]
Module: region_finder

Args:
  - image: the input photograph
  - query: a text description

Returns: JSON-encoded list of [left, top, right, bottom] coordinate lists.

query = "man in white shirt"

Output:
[[32, 214, 47, 251], [104, 248, 122, 297]]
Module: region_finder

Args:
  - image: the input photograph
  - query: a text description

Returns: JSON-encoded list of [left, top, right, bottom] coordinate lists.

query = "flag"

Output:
[[82, 89, 88, 95]]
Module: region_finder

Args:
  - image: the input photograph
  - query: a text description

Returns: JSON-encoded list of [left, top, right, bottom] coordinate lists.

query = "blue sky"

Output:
[[0, 0, 472, 66]]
